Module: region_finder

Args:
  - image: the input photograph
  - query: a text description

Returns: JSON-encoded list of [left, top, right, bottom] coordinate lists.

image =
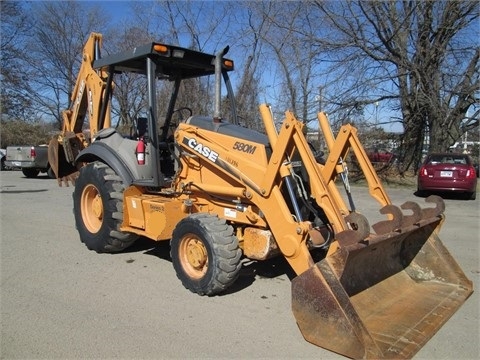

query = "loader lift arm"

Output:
[[174, 104, 472, 358], [317, 112, 391, 209]]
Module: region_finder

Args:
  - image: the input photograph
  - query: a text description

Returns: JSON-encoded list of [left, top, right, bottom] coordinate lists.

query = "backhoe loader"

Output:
[[49, 33, 473, 359]]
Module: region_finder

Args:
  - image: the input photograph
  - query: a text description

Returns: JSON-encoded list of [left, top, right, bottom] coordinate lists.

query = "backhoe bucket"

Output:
[[292, 198, 473, 359], [48, 135, 80, 186]]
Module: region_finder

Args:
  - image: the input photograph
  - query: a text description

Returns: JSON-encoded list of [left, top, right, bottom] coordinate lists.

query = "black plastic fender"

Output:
[[75, 142, 134, 185]]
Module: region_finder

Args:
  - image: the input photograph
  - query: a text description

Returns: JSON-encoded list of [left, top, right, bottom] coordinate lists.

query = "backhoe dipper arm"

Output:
[[62, 32, 112, 138], [49, 32, 113, 185]]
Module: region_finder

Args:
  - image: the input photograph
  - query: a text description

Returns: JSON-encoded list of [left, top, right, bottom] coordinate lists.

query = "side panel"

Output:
[[76, 130, 159, 185], [121, 187, 187, 241], [176, 122, 270, 189]]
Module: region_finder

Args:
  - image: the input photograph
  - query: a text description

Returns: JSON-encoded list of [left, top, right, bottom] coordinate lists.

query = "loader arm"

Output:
[[317, 111, 391, 208], [175, 105, 472, 359], [174, 105, 391, 276], [258, 106, 351, 236]]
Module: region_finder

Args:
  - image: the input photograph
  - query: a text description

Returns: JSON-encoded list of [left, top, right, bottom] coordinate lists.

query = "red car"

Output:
[[367, 148, 395, 163], [417, 153, 477, 200]]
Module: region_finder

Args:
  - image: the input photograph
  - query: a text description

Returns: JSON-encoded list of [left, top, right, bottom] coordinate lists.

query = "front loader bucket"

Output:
[[292, 197, 473, 359]]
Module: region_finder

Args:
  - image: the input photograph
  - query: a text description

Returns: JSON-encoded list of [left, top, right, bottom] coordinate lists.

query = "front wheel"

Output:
[[73, 161, 138, 252], [171, 214, 242, 296]]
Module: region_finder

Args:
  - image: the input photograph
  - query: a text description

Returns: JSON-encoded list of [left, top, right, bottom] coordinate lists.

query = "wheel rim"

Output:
[[81, 184, 103, 233], [179, 233, 208, 279]]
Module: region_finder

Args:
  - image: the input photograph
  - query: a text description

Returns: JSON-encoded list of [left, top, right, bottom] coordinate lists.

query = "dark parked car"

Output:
[[0, 149, 5, 170], [417, 153, 477, 200]]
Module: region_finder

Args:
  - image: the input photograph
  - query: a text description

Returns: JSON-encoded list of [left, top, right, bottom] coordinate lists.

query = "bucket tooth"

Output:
[[372, 204, 403, 235], [336, 212, 370, 247], [57, 171, 79, 187], [400, 201, 422, 227], [421, 195, 445, 219]]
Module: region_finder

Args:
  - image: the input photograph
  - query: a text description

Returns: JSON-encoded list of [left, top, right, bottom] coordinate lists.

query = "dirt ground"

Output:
[[1, 170, 478, 359]]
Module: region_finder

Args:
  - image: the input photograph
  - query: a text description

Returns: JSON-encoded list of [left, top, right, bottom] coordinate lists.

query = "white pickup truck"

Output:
[[4, 145, 55, 178]]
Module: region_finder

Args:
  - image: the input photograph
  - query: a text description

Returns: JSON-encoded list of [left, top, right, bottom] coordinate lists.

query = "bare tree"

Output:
[[105, 26, 156, 131], [313, 0, 479, 172], [220, 4, 267, 129], [246, 2, 326, 129], [0, 1, 34, 121], [25, 1, 107, 128]]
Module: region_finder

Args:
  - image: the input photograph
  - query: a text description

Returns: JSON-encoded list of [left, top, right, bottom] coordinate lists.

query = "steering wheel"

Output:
[[172, 107, 193, 121], [164, 107, 193, 140]]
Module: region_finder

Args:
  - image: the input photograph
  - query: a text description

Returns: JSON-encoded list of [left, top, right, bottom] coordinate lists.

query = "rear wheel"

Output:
[[73, 161, 137, 252], [171, 214, 242, 296], [22, 168, 39, 178]]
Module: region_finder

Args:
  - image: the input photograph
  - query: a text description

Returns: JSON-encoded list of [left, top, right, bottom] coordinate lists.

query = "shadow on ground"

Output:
[[118, 236, 326, 296]]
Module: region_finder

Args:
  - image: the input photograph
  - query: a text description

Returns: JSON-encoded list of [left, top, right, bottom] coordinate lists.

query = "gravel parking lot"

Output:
[[1, 170, 478, 359]]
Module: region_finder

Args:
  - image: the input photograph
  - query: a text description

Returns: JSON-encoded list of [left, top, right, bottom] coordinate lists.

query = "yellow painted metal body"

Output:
[[49, 31, 471, 359], [122, 186, 186, 240], [119, 104, 472, 359]]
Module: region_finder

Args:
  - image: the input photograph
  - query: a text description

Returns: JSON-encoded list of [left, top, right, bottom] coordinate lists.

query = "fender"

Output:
[[76, 142, 134, 185]]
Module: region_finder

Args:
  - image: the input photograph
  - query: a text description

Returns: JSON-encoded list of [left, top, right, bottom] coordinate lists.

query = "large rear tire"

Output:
[[73, 161, 138, 252], [171, 214, 242, 296]]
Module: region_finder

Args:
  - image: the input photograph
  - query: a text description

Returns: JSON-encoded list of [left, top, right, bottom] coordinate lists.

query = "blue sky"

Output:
[[23, 0, 406, 132]]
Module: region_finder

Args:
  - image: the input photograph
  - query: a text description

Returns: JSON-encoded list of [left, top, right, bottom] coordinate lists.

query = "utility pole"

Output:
[[316, 87, 324, 148], [316, 87, 323, 112]]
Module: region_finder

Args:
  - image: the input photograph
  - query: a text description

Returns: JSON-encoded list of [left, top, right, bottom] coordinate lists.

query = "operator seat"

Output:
[[135, 117, 148, 138]]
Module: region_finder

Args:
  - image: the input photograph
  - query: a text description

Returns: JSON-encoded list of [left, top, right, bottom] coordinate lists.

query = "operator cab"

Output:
[[89, 42, 236, 188]]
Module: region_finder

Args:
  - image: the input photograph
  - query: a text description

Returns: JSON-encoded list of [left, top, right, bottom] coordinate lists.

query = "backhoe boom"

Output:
[[48, 32, 112, 184]]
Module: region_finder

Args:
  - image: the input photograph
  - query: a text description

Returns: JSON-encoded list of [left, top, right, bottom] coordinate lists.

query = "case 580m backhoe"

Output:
[[48, 33, 472, 359]]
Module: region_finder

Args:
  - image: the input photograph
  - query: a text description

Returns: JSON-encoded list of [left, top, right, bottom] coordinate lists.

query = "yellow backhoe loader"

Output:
[[49, 33, 473, 359]]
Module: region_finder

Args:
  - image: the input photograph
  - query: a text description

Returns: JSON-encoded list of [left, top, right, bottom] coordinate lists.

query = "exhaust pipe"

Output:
[[214, 46, 229, 122]]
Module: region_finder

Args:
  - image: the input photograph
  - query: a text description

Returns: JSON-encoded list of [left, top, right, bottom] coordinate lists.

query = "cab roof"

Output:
[[93, 42, 233, 80]]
